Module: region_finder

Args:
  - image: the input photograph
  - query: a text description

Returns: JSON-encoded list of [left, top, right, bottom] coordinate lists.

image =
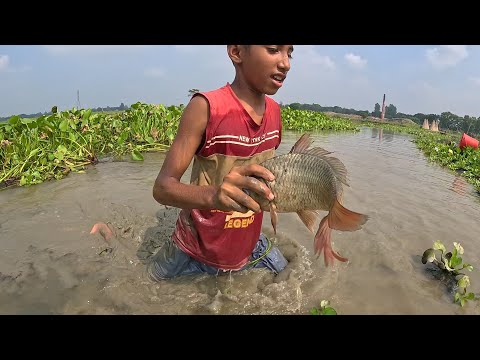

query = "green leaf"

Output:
[[433, 241, 446, 253], [28, 148, 39, 158], [322, 307, 337, 315], [450, 256, 462, 269], [466, 292, 475, 300], [59, 119, 68, 132], [458, 275, 470, 289], [131, 149, 144, 161], [453, 242, 464, 255], [8, 115, 20, 125], [310, 308, 319, 315], [422, 248, 436, 264], [83, 109, 92, 121], [20, 118, 33, 125]]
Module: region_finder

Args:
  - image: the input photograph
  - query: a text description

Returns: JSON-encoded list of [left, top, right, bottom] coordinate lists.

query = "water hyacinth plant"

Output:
[[0, 102, 182, 188], [281, 107, 359, 132], [422, 241, 477, 307], [0, 105, 362, 189], [310, 300, 337, 315]]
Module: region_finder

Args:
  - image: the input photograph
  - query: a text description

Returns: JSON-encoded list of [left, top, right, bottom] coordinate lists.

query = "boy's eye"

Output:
[[267, 46, 293, 59]]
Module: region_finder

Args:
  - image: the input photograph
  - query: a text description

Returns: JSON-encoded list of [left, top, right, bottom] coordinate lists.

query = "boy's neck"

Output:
[[230, 79, 266, 115]]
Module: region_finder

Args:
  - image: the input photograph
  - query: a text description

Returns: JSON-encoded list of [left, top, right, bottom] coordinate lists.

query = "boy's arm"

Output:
[[153, 95, 275, 213]]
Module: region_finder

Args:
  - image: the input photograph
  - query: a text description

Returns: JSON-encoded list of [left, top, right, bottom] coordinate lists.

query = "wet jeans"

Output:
[[147, 233, 288, 281]]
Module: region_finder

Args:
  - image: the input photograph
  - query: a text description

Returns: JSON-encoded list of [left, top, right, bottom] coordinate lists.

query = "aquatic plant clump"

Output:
[[0, 102, 182, 188], [422, 241, 478, 307], [281, 107, 360, 132], [0, 105, 359, 189]]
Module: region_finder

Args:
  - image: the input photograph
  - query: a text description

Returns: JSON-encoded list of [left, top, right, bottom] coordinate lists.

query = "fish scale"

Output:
[[259, 153, 342, 212]]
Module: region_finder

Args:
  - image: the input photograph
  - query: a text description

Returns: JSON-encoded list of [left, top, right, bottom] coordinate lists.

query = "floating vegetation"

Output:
[[1, 102, 182, 188], [422, 241, 478, 307], [310, 299, 337, 315]]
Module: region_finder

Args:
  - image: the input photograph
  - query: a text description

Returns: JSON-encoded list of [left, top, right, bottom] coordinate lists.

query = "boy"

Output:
[[148, 45, 294, 280]]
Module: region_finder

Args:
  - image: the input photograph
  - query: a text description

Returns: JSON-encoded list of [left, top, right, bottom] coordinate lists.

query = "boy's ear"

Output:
[[227, 45, 243, 65]]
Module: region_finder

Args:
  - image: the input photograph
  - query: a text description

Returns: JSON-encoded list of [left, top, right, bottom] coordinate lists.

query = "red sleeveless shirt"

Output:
[[171, 83, 282, 270]]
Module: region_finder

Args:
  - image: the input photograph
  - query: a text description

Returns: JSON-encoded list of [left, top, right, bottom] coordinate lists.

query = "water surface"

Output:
[[1, 127, 480, 314]]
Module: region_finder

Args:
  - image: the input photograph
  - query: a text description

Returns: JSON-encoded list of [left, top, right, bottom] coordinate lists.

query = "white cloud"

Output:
[[468, 76, 480, 86], [43, 45, 151, 55], [144, 67, 165, 78], [295, 45, 335, 70], [426, 45, 468, 69], [344, 53, 367, 69], [0, 55, 9, 71], [0, 55, 31, 73]]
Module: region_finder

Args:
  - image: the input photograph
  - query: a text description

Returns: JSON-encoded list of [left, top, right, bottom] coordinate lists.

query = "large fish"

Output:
[[248, 133, 368, 266]]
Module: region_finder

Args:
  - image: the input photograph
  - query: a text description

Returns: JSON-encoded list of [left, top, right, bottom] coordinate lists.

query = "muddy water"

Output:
[[1, 127, 480, 315]]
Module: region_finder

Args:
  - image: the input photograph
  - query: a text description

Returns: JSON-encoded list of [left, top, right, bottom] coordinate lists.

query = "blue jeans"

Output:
[[147, 233, 288, 281]]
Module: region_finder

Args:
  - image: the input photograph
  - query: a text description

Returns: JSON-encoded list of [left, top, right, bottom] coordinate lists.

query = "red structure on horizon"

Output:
[[380, 94, 386, 120]]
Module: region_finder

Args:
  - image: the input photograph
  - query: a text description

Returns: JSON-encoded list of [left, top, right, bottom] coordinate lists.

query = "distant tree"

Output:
[[358, 110, 369, 118], [188, 88, 200, 97], [373, 103, 381, 117], [385, 104, 397, 118], [439, 112, 461, 131], [119, 102, 126, 110]]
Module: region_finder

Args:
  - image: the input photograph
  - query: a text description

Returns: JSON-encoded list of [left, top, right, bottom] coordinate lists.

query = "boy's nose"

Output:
[[278, 56, 290, 72]]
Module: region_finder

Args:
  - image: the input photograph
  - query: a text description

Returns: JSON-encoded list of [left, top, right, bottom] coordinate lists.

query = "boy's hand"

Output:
[[213, 164, 275, 213]]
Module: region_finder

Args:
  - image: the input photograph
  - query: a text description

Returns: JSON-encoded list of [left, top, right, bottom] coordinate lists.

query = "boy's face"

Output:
[[236, 45, 294, 96]]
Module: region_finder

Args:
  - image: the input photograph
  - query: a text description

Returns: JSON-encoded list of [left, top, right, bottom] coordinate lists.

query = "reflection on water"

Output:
[[1, 127, 480, 314], [451, 176, 468, 196], [371, 127, 394, 143]]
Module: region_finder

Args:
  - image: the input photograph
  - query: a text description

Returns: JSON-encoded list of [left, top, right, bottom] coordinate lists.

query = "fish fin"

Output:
[[328, 198, 368, 231], [270, 202, 278, 234], [289, 133, 334, 159], [314, 216, 348, 266], [322, 156, 350, 187], [296, 209, 319, 233], [90, 222, 114, 242], [301, 147, 332, 157], [289, 133, 313, 154]]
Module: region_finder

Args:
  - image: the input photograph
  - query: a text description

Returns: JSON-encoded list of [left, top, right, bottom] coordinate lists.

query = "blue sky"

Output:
[[1, 45, 479, 118]]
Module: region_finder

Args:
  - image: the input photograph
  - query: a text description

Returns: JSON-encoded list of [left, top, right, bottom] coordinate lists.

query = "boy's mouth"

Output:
[[272, 74, 285, 83], [271, 74, 286, 87]]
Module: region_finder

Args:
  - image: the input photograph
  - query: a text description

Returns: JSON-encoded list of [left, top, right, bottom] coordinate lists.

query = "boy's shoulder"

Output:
[[198, 83, 230, 97], [195, 83, 280, 113]]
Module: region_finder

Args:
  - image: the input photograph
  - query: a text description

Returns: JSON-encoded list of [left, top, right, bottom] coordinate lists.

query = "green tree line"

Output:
[[285, 102, 480, 136]]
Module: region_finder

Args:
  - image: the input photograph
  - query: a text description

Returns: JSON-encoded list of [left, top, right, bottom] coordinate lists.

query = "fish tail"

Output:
[[314, 216, 348, 266], [90, 222, 114, 241], [328, 198, 368, 232]]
